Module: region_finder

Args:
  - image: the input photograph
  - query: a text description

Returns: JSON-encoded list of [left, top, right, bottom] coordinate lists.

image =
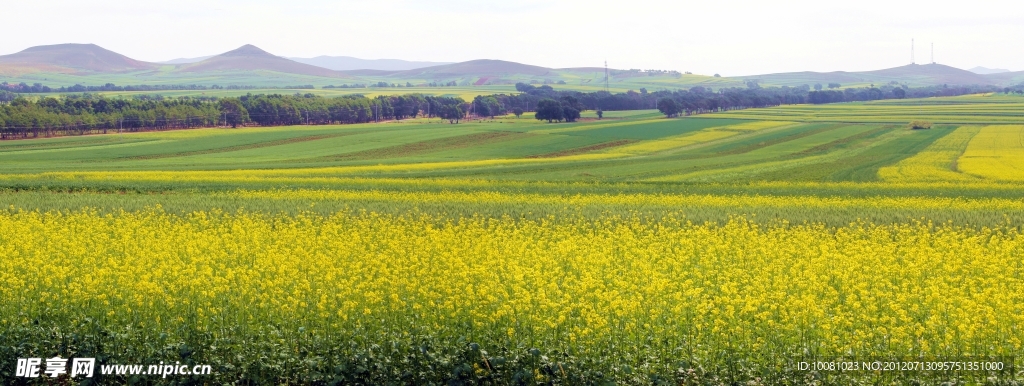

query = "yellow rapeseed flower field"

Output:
[[958, 125, 1024, 181], [2, 206, 1021, 383], [878, 125, 981, 182]]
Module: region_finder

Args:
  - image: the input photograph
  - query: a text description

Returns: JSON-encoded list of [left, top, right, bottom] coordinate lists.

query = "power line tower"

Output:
[[604, 60, 610, 93]]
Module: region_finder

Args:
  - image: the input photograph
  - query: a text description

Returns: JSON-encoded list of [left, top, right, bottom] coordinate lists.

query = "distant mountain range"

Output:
[[160, 54, 450, 71], [158, 55, 214, 64], [339, 59, 599, 78], [0, 43, 1021, 88], [173, 44, 345, 78], [0, 43, 157, 75], [288, 56, 452, 71], [742, 63, 1000, 87]]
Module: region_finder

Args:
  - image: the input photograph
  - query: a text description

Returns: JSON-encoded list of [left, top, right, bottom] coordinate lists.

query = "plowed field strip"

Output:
[[124, 132, 361, 160], [527, 140, 636, 158], [328, 131, 531, 160]]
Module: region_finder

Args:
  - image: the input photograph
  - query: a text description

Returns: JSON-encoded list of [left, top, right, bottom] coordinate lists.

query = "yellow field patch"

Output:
[[878, 126, 981, 182], [227, 188, 1024, 212], [0, 153, 623, 185], [3, 207, 1023, 384], [958, 125, 1024, 181]]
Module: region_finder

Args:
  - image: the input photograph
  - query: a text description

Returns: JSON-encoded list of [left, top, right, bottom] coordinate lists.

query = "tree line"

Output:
[[0, 82, 1011, 140], [803, 84, 1000, 105], [0, 92, 470, 139]]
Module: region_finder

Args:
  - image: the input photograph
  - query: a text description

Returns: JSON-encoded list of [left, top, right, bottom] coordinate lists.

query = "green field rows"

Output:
[[3, 94, 1024, 187]]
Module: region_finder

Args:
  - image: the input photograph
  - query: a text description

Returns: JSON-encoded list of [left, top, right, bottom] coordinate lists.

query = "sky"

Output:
[[3, 0, 1021, 76]]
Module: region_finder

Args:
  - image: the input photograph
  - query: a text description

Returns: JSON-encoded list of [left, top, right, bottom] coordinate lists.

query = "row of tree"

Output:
[[0, 92, 470, 138], [0, 82, 1012, 139], [803, 84, 1002, 104], [231, 93, 468, 127]]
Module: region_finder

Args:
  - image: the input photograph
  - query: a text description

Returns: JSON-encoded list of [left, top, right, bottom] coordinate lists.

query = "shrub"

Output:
[[908, 121, 933, 130]]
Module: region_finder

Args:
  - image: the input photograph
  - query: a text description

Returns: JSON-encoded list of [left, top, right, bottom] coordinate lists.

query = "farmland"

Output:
[[2, 94, 1024, 384]]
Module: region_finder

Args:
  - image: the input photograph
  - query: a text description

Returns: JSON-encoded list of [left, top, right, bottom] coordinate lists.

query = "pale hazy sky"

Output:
[[3, 0, 1021, 75]]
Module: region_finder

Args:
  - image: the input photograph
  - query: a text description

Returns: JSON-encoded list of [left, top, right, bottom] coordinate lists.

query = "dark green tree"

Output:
[[515, 82, 536, 93], [562, 106, 581, 122], [534, 99, 564, 123], [560, 96, 583, 122], [219, 98, 249, 128], [657, 98, 681, 117], [440, 105, 463, 123], [473, 96, 501, 118]]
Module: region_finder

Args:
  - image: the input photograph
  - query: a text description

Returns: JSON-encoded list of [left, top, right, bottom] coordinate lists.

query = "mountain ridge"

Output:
[[743, 63, 996, 87], [158, 55, 214, 64], [289, 56, 452, 71], [0, 43, 157, 75], [1, 43, 1019, 88], [174, 45, 346, 78]]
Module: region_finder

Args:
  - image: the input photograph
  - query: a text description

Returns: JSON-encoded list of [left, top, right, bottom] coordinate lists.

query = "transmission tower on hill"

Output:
[[911, 39, 915, 64], [604, 60, 610, 93]]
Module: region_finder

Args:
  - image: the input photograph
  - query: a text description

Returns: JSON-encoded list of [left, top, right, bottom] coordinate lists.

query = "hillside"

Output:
[[158, 55, 214, 64], [289, 56, 451, 71], [859, 64, 991, 85], [0, 43, 157, 75], [175, 45, 346, 78], [982, 71, 1024, 86], [385, 59, 556, 78], [745, 63, 994, 87], [969, 66, 1011, 75]]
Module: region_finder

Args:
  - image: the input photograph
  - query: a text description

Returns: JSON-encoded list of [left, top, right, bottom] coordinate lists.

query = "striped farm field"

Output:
[[707, 93, 1024, 125], [958, 125, 1024, 181], [878, 125, 982, 182], [2, 93, 1024, 384]]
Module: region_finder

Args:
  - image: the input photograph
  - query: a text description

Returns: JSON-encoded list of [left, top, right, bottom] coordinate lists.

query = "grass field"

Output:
[[4, 69, 746, 99], [2, 94, 1024, 384]]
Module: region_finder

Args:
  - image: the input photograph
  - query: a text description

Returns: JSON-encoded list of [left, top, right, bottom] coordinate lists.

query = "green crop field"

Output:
[[3, 93, 1024, 384], [6, 69, 748, 100], [706, 93, 1024, 124]]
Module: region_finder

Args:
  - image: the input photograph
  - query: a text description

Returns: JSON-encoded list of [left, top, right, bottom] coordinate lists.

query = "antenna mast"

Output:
[[931, 42, 934, 64], [911, 39, 915, 64], [604, 60, 610, 93]]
